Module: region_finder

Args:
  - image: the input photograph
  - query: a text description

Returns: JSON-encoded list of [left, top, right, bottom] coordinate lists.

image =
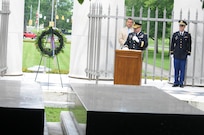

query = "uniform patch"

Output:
[[141, 41, 144, 47]]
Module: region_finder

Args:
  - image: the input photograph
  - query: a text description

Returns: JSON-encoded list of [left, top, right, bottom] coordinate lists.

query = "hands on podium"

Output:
[[121, 45, 129, 50]]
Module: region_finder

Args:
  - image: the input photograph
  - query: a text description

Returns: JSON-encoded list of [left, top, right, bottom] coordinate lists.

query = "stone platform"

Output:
[[69, 83, 204, 135], [0, 80, 44, 135], [1, 73, 204, 135]]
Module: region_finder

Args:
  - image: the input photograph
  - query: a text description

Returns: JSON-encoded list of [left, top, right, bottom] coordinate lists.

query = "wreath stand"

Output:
[[34, 55, 63, 89], [34, 27, 65, 89]]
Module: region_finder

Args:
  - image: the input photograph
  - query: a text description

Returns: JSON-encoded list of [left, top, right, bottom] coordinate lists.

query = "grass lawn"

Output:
[[23, 40, 70, 74], [45, 106, 87, 124], [144, 49, 170, 71], [145, 38, 170, 71], [69, 106, 87, 124], [23, 38, 170, 74], [45, 107, 68, 122]]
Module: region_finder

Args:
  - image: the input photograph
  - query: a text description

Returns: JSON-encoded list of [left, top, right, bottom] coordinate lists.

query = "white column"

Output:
[[69, 0, 125, 79], [172, 0, 204, 86], [6, 0, 24, 75]]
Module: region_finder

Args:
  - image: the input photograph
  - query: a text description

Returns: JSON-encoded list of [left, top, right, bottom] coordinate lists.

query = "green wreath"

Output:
[[35, 27, 66, 57]]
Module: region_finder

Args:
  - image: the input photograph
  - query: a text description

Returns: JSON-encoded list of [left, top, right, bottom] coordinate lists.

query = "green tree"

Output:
[[125, 0, 173, 38], [54, 0, 73, 30], [77, 0, 84, 4], [125, 0, 174, 53], [24, 0, 73, 31], [24, 0, 38, 30]]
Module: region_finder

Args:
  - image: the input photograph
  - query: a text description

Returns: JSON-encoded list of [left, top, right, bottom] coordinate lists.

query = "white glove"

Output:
[[122, 45, 129, 50], [132, 36, 139, 43]]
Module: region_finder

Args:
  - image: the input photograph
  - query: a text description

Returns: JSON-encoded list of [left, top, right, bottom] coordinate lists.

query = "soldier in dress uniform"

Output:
[[123, 22, 148, 50], [170, 20, 192, 88]]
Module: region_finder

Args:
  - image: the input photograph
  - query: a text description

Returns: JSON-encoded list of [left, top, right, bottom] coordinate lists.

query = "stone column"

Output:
[[171, 0, 204, 86], [6, 0, 24, 75], [69, 0, 125, 79]]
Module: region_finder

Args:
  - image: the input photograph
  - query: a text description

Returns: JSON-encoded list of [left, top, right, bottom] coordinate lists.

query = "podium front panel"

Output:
[[114, 50, 142, 85]]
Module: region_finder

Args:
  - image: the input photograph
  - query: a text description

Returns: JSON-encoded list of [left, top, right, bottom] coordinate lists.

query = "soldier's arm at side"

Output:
[[170, 33, 175, 55], [188, 33, 192, 55], [142, 34, 148, 50], [138, 34, 148, 50]]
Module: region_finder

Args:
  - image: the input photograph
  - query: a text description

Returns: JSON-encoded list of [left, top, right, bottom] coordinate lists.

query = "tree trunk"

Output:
[[156, 38, 159, 53]]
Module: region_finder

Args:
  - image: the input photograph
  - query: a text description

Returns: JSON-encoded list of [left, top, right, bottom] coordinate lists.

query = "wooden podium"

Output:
[[114, 49, 142, 85]]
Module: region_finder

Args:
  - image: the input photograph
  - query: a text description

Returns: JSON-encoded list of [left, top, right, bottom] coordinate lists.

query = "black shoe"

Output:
[[180, 84, 184, 88], [172, 84, 179, 87]]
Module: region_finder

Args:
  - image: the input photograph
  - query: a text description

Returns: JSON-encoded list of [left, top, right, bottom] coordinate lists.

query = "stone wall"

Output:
[[69, 0, 125, 79]]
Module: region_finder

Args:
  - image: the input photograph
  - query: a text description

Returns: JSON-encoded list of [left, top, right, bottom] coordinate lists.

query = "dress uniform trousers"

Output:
[[174, 58, 186, 85]]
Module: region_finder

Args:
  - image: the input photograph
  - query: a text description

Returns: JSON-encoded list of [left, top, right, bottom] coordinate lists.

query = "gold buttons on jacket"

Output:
[[180, 38, 182, 48]]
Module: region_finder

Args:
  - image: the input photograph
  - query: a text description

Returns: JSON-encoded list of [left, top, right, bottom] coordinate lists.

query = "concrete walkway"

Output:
[[142, 62, 169, 78]]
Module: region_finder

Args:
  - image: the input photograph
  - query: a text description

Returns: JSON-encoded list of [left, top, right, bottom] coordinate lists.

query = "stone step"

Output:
[[44, 114, 49, 135], [60, 111, 86, 135], [44, 101, 75, 108], [46, 122, 63, 135]]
